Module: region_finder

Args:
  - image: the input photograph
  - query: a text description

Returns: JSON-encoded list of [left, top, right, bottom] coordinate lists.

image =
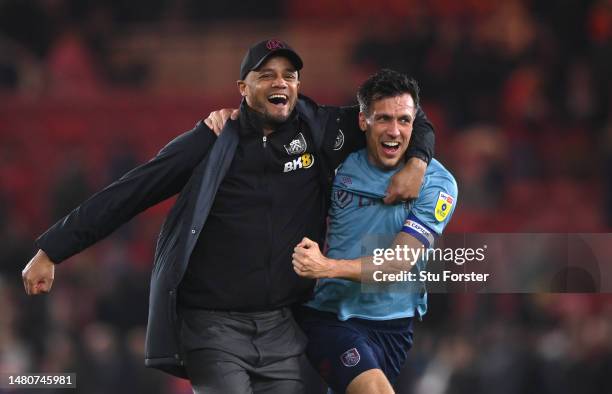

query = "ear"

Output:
[[358, 112, 368, 132], [237, 80, 247, 97]]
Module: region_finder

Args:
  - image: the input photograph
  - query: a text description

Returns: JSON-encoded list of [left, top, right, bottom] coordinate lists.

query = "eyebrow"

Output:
[[374, 112, 414, 121]]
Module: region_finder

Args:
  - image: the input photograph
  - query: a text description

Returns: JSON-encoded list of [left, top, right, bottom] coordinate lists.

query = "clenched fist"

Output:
[[22, 249, 55, 295], [292, 237, 336, 279]]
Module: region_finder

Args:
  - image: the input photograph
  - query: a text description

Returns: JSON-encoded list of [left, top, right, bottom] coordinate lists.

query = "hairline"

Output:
[[362, 92, 417, 117]]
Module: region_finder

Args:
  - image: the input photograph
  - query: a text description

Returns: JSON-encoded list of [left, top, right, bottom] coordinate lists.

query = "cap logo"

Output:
[[266, 39, 284, 50]]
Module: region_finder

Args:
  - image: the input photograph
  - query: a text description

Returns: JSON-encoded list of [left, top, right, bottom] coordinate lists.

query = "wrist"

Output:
[[36, 249, 53, 264], [329, 258, 361, 281], [407, 156, 427, 170], [36, 249, 46, 257], [407, 150, 430, 165], [325, 257, 339, 278]]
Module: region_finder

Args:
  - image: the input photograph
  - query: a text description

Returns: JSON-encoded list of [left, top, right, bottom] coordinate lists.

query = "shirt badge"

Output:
[[284, 132, 307, 155], [340, 348, 361, 367], [333, 129, 345, 151], [435, 191, 454, 222]]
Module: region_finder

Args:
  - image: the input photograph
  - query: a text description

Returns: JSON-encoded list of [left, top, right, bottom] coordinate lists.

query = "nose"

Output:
[[271, 74, 288, 88], [387, 120, 401, 137]]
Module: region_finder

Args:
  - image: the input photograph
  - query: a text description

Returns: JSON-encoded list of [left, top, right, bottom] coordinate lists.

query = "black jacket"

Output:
[[36, 95, 434, 377]]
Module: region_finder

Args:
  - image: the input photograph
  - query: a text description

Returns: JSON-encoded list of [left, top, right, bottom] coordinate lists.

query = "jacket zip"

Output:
[[261, 136, 272, 306]]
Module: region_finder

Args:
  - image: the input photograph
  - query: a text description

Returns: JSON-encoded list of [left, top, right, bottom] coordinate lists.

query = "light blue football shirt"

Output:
[[305, 149, 458, 320]]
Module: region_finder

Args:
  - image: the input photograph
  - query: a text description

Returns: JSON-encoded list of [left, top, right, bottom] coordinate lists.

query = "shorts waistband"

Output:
[[299, 306, 413, 331]]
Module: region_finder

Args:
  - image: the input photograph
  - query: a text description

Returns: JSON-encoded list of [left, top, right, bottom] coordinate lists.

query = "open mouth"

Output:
[[380, 141, 400, 155], [268, 94, 288, 106]]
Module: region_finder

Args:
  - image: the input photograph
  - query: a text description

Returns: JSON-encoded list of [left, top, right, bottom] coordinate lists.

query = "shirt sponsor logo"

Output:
[[333, 129, 345, 151], [340, 348, 361, 367], [333, 190, 353, 209], [435, 191, 454, 222], [358, 196, 381, 207], [284, 132, 307, 155], [283, 153, 314, 173]]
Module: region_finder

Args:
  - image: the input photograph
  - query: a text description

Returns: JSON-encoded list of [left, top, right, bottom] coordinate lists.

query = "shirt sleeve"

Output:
[[35, 121, 217, 263], [401, 170, 458, 246]]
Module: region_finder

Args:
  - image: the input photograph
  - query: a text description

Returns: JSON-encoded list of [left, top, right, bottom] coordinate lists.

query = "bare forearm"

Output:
[[294, 236, 420, 282], [328, 258, 362, 281], [331, 255, 418, 283]]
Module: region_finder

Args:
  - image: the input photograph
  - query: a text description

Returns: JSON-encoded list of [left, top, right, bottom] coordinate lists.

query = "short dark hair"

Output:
[[357, 69, 420, 116]]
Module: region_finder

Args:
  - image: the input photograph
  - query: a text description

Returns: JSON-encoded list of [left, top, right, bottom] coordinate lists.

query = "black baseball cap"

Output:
[[239, 39, 303, 80]]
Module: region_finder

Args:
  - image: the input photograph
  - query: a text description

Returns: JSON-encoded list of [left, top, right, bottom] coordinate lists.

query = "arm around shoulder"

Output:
[[384, 107, 435, 203]]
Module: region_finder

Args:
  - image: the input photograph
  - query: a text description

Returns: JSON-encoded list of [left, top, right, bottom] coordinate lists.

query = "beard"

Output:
[[261, 110, 290, 127], [250, 100, 296, 130]]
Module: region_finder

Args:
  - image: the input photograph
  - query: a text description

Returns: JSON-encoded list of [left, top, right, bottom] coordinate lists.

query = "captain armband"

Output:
[[401, 215, 436, 248]]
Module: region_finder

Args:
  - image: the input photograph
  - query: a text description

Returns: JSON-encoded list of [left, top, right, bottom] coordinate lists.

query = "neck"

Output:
[[366, 151, 406, 172], [246, 105, 271, 130]]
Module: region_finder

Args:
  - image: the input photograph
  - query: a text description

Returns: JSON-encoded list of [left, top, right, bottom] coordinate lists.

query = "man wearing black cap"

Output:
[[22, 39, 434, 393]]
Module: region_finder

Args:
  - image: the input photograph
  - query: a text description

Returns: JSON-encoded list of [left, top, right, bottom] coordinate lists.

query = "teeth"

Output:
[[268, 94, 288, 105], [382, 142, 399, 148]]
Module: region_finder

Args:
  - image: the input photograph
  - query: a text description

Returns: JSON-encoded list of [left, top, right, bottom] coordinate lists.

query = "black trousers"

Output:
[[179, 307, 308, 394]]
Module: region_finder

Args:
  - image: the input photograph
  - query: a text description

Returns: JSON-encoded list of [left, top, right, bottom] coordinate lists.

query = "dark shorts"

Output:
[[296, 306, 414, 393]]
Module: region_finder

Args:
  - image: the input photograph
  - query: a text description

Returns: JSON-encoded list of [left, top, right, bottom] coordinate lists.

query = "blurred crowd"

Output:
[[1, 0, 611, 393]]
